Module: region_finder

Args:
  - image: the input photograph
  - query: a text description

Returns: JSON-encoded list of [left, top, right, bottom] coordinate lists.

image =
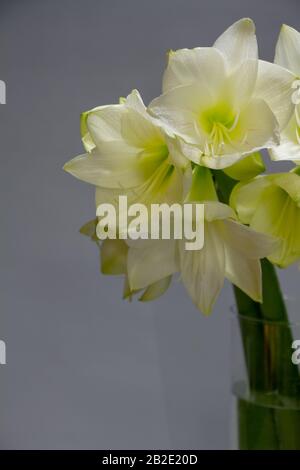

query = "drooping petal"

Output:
[[275, 24, 300, 76], [179, 222, 225, 315], [127, 239, 178, 290], [162, 47, 226, 93], [255, 60, 296, 130], [213, 18, 258, 71]]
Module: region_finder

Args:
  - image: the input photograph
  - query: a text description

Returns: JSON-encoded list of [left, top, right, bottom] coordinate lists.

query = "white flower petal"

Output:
[[228, 59, 258, 106], [149, 83, 214, 145], [275, 25, 300, 75], [202, 98, 280, 168], [120, 107, 164, 148], [269, 114, 300, 162], [164, 135, 191, 170], [213, 18, 258, 71], [165, 138, 202, 165], [200, 152, 245, 170], [204, 201, 236, 222], [255, 60, 296, 130], [269, 140, 300, 162], [85, 104, 125, 147], [162, 47, 226, 93], [127, 240, 178, 290], [269, 140, 300, 163], [125, 89, 147, 115], [225, 247, 262, 301], [222, 219, 278, 260], [223, 219, 278, 301], [179, 222, 225, 315], [64, 144, 161, 189], [235, 98, 280, 151]]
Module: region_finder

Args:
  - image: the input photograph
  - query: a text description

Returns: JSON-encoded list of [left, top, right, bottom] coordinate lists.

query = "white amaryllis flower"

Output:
[[64, 90, 189, 221], [127, 199, 277, 315], [149, 18, 295, 170], [270, 25, 300, 163]]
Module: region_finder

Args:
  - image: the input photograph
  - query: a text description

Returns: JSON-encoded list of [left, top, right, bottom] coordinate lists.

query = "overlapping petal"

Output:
[[127, 239, 178, 290], [255, 60, 296, 131]]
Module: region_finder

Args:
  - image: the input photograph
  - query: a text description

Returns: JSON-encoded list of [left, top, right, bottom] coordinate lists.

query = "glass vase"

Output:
[[231, 305, 300, 450]]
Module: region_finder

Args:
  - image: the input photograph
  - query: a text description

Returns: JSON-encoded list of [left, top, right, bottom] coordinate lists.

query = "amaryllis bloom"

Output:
[[149, 18, 295, 170], [127, 170, 276, 315], [230, 171, 300, 268], [64, 90, 189, 221], [270, 25, 300, 163]]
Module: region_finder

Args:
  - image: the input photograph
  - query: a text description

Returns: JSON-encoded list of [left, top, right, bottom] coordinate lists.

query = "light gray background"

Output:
[[0, 0, 299, 450]]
